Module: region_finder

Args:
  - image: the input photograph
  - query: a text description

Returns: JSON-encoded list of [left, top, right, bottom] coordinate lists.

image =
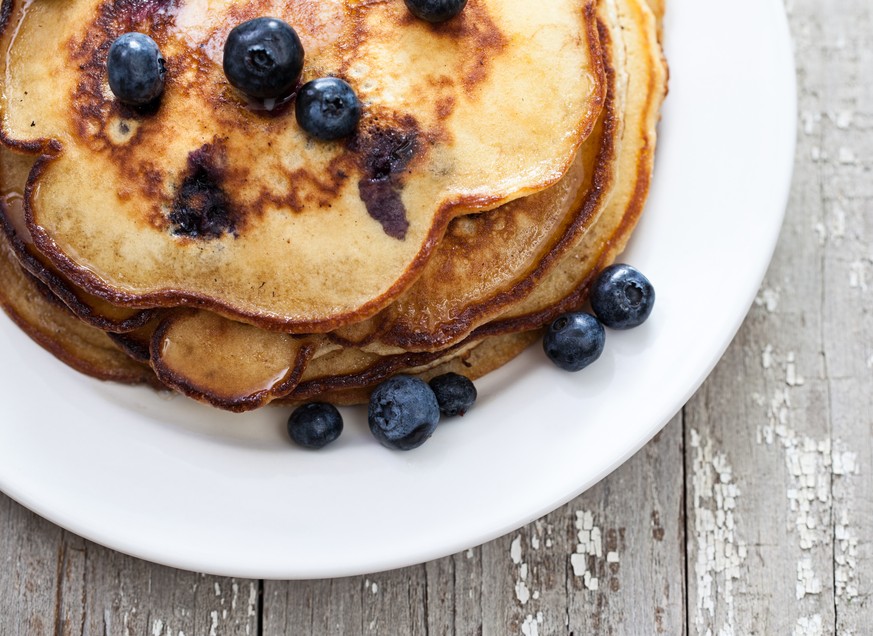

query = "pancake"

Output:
[[0, 0, 668, 411], [0, 228, 156, 385], [474, 0, 667, 338], [1, 0, 605, 332]]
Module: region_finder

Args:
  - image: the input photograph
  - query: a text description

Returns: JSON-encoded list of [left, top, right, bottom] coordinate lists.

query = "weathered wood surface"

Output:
[[1, 0, 868, 633]]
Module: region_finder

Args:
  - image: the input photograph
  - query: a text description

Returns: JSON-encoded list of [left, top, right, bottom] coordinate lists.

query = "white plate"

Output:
[[0, 0, 795, 579]]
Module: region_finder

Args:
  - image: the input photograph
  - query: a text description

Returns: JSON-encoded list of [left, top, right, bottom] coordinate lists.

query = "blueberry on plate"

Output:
[[404, 0, 468, 23], [429, 373, 477, 417], [590, 264, 655, 329], [543, 312, 605, 372], [295, 77, 362, 141], [287, 402, 343, 449], [107, 32, 166, 106], [223, 17, 304, 99], [368, 375, 440, 450]]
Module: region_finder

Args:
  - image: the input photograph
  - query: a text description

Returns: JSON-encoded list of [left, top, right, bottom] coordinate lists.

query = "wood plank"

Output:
[[263, 416, 685, 635], [0, 493, 259, 636], [684, 0, 873, 633], [817, 0, 873, 631]]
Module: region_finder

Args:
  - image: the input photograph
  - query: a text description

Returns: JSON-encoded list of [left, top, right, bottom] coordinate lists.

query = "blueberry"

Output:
[[295, 77, 361, 141], [429, 373, 477, 417], [368, 375, 440, 450], [590, 264, 655, 329], [543, 312, 605, 372], [286, 402, 343, 449], [223, 17, 304, 100], [107, 33, 166, 106], [404, 0, 468, 23]]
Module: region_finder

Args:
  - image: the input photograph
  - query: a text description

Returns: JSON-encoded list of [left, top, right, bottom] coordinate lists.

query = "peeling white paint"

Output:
[[785, 352, 805, 387], [466, 548, 474, 559], [151, 619, 165, 636], [794, 614, 823, 636], [762, 344, 774, 369], [849, 260, 868, 290], [571, 510, 606, 591], [521, 613, 543, 636], [510, 535, 523, 565], [515, 581, 531, 604], [691, 428, 746, 636], [247, 582, 258, 618], [756, 288, 780, 313], [510, 533, 531, 606], [796, 557, 822, 599], [834, 444, 861, 602], [831, 110, 853, 129], [209, 611, 219, 636], [801, 110, 816, 135], [371, 582, 379, 594], [838, 146, 857, 164]]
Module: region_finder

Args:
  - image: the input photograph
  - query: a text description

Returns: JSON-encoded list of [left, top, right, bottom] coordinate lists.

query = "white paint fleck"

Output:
[[755, 288, 780, 313], [849, 260, 868, 290], [545, 538, 553, 548], [571, 510, 607, 590], [606, 551, 620, 563], [152, 620, 165, 636], [813, 221, 827, 245], [834, 442, 861, 602], [247, 582, 258, 617], [794, 614, 823, 636], [801, 110, 816, 135], [832, 110, 853, 129], [532, 590, 540, 600], [691, 428, 747, 636], [466, 549, 474, 559], [515, 581, 531, 605], [209, 611, 219, 636], [371, 582, 379, 594], [510, 533, 534, 608], [796, 557, 822, 599], [785, 352, 805, 387], [510, 535, 523, 565], [833, 451, 858, 476], [231, 582, 239, 612], [521, 614, 539, 636], [570, 553, 588, 578], [531, 535, 540, 550], [811, 146, 822, 161], [838, 146, 856, 164], [762, 344, 774, 369], [214, 582, 221, 597]]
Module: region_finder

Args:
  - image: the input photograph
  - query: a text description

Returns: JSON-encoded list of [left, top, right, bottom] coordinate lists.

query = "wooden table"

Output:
[[2, 1, 867, 632]]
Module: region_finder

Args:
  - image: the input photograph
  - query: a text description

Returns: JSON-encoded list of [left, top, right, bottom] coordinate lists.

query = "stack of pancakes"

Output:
[[0, 0, 667, 411]]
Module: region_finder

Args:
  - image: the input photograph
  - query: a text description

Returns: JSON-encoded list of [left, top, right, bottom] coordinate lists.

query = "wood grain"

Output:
[[1, 0, 869, 633]]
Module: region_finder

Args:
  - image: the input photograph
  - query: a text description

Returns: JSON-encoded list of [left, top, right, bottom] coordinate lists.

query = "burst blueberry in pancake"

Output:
[[0, 0, 604, 332], [0, 0, 668, 411]]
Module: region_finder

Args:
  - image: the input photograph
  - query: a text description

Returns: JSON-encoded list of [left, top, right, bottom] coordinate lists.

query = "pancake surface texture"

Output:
[[1, 0, 604, 330], [0, 0, 668, 411]]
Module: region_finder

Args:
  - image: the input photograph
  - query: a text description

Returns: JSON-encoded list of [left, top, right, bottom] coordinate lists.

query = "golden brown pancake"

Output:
[[0, 229, 156, 385], [1, 0, 605, 332], [0, 0, 668, 411], [473, 0, 668, 339], [0, 149, 156, 332]]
